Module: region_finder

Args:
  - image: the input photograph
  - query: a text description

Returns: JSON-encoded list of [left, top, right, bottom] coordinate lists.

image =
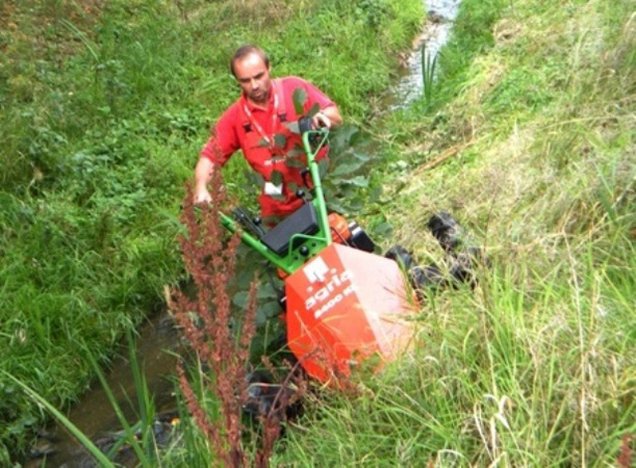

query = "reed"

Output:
[[421, 46, 439, 105]]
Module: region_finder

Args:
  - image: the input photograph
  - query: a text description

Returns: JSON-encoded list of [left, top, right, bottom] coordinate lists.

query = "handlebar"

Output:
[[218, 126, 332, 273], [301, 127, 329, 164], [300, 127, 331, 248]]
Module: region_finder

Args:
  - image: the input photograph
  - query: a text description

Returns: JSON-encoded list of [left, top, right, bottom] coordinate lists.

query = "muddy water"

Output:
[[27, 1, 462, 465], [389, 0, 461, 108], [28, 245, 272, 466], [27, 312, 182, 467]]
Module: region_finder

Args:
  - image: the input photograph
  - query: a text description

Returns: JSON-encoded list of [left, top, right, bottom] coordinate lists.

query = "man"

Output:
[[194, 45, 342, 222]]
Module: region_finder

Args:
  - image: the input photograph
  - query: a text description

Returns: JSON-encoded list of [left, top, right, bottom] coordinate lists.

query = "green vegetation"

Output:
[[422, 46, 438, 105], [0, 0, 422, 462], [275, 0, 635, 465], [1, 0, 633, 465]]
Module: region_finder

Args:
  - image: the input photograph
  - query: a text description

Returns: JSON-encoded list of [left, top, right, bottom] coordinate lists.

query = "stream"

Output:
[[390, 0, 461, 108], [26, 313, 182, 467], [25, 1, 462, 465]]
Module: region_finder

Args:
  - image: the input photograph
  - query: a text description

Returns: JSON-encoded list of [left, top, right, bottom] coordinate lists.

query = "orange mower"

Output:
[[219, 127, 420, 385]]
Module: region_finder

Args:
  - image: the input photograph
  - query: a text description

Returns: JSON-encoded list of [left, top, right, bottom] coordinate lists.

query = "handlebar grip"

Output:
[[298, 116, 313, 134]]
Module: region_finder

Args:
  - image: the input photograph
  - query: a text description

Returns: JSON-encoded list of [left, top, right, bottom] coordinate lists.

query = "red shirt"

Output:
[[200, 76, 335, 219]]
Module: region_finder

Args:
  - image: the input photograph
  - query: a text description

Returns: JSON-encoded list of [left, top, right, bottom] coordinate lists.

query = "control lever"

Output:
[[232, 207, 267, 238]]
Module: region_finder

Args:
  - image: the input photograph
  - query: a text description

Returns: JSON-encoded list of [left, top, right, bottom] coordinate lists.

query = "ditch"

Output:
[[25, 1, 463, 465]]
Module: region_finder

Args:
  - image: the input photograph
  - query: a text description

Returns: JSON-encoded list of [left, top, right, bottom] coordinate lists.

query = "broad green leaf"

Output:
[[349, 127, 368, 146], [233, 291, 249, 308], [256, 301, 284, 326], [346, 198, 364, 212], [285, 147, 305, 159], [330, 124, 359, 150], [307, 103, 320, 117], [285, 157, 306, 168], [330, 160, 367, 177], [341, 175, 369, 187], [270, 170, 283, 186], [327, 199, 347, 214], [258, 283, 280, 300], [292, 88, 307, 115], [318, 159, 329, 178], [245, 170, 264, 188], [235, 288, 277, 306], [372, 222, 394, 237], [352, 150, 371, 162], [274, 133, 287, 148]]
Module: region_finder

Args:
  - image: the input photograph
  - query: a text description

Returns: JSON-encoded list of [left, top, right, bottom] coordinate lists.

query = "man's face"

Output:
[[233, 52, 272, 105]]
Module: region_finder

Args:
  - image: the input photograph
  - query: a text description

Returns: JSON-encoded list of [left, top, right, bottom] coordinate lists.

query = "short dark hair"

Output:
[[230, 44, 270, 77]]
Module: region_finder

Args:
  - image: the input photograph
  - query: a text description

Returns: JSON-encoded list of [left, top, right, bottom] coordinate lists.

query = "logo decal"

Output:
[[301, 257, 356, 319], [303, 257, 329, 283]]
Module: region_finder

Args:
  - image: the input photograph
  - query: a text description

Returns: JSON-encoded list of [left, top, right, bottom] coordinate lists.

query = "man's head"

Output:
[[231, 45, 272, 105]]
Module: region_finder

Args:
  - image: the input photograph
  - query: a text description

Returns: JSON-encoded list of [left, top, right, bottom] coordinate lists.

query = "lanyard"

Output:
[[242, 80, 279, 149]]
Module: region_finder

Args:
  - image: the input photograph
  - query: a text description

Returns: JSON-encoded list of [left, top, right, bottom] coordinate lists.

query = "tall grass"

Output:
[[2, 371, 115, 467], [276, 0, 635, 465], [2, 330, 169, 467], [278, 239, 634, 464]]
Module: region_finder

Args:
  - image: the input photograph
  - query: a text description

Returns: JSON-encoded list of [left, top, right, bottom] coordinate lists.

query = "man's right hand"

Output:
[[193, 186, 212, 204]]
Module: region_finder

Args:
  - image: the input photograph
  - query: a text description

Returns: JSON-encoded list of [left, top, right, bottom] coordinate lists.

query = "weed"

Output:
[[168, 174, 306, 467]]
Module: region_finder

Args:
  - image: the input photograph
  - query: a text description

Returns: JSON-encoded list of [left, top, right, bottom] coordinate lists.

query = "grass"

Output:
[[422, 46, 439, 105], [277, 250, 634, 464], [274, 0, 635, 465], [4, 330, 174, 467], [0, 0, 422, 462], [3, 370, 115, 467], [2, 0, 634, 464]]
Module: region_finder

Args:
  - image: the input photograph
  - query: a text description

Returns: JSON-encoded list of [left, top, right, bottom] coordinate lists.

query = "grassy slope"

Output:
[[276, 0, 635, 465], [0, 0, 422, 461]]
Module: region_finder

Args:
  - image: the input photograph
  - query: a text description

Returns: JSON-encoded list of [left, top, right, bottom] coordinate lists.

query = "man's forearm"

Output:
[[193, 157, 215, 203], [195, 157, 214, 188]]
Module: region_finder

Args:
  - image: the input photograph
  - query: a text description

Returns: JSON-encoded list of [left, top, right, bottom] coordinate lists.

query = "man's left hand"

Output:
[[313, 112, 332, 129]]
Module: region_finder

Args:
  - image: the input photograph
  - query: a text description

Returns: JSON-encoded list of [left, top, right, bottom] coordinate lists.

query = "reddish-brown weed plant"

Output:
[[617, 434, 633, 468], [169, 172, 255, 467], [168, 172, 307, 467]]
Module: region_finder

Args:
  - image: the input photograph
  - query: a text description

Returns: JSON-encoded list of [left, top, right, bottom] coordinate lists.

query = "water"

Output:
[[27, 247, 275, 466], [390, 0, 462, 108], [26, 312, 182, 467]]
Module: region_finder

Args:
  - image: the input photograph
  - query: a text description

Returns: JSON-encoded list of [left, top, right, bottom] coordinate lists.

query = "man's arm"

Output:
[[193, 157, 215, 204], [194, 106, 240, 204], [294, 77, 342, 129]]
